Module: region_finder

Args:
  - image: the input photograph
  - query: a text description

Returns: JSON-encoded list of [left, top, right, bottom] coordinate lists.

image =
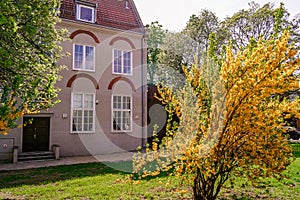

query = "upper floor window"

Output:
[[113, 49, 132, 75], [73, 44, 95, 71], [76, 3, 95, 23]]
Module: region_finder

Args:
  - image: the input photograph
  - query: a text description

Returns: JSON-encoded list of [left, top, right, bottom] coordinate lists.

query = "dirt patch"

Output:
[[0, 192, 26, 200], [220, 189, 282, 200]]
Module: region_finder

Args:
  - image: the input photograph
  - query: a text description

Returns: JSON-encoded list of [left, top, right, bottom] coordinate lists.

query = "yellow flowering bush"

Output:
[[133, 31, 300, 200]]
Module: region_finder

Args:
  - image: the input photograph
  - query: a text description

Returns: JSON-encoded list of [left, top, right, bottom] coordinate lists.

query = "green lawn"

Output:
[[0, 143, 299, 199]]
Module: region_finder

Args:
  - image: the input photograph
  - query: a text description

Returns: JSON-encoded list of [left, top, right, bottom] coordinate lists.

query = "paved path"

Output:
[[0, 151, 135, 171]]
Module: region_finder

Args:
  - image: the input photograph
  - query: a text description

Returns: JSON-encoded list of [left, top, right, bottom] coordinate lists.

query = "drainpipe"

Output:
[[141, 33, 145, 148], [141, 28, 149, 148]]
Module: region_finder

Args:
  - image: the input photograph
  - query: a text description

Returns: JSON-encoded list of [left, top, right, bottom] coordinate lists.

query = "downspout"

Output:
[[129, 0, 147, 148], [141, 28, 149, 148], [141, 32, 145, 148]]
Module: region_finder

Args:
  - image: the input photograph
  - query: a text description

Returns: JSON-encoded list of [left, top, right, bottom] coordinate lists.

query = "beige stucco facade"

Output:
[[0, 18, 147, 162]]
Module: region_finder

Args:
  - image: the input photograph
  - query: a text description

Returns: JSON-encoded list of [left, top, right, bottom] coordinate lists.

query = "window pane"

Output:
[[84, 110, 93, 131], [88, 110, 93, 131], [113, 111, 122, 130], [113, 49, 122, 73], [72, 110, 82, 131], [123, 51, 131, 74], [80, 6, 93, 22], [113, 96, 122, 109], [74, 45, 83, 69], [85, 46, 94, 70], [73, 94, 83, 108], [122, 111, 131, 130], [123, 96, 131, 109], [84, 94, 94, 108]]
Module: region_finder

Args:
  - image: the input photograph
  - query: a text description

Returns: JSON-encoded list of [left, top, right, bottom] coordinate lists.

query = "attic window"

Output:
[[125, 0, 129, 9], [76, 2, 96, 23]]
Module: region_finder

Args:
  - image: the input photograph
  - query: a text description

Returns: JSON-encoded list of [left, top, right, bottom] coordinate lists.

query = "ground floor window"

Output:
[[112, 95, 132, 132], [71, 93, 95, 133]]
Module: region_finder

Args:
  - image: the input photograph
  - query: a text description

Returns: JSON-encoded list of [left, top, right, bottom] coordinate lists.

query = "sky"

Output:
[[134, 0, 300, 31]]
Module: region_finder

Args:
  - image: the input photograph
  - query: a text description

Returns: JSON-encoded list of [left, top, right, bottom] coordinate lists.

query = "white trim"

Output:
[[73, 43, 95, 72], [70, 92, 95, 134], [111, 95, 132, 132]]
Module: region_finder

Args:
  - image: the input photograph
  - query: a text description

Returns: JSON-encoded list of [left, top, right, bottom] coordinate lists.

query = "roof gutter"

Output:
[[60, 18, 144, 36]]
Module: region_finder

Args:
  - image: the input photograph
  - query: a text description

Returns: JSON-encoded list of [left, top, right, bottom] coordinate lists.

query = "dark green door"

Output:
[[22, 117, 50, 152]]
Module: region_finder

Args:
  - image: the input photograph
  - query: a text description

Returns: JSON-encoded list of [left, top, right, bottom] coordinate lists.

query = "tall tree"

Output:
[[184, 9, 220, 52], [134, 30, 300, 199], [146, 21, 165, 85], [159, 31, 197, 71], [0, 0, 66, 134], [221, 2, 300, 51], [157, 10, 221, 76], [156, 2, 300, 78]]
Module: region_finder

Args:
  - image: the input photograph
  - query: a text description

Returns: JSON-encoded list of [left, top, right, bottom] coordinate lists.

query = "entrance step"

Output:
[[18, 151, 55, 162]]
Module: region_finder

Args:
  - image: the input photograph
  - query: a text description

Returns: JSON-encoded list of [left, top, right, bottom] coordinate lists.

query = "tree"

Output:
[[221, 2, 300, 51], [0, 0, 66, 135], [155, 2, 300, 80], [146, 21, 165, 85], [155, 10, 221, 77], [184, 9, 220, 52], [158, 30, 201, 76], [133, 30, 300, 199]]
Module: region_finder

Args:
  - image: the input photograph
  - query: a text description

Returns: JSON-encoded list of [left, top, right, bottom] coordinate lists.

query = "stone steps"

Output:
[[18, 151, 55, 162]]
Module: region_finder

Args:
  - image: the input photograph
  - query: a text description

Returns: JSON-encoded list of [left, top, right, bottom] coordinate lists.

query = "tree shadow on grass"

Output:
[[0, 161, 133, 189], [0, 161, 173, 189]]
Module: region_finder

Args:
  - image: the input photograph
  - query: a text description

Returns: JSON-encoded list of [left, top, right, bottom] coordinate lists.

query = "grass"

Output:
[[0, 162, 190, 200], [220, 158, 300, 200], [0, 143, 299, 199], [291, 141, 300, 157]]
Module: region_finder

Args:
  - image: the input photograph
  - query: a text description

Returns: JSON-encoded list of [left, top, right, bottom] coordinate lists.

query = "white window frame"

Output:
[[76, 4, 96, 23], [112, 95, 132, 132], [125, 0, 129, 9], [73, 44, 95, 71], [112, 49, 133, 75], [71, 93, 95, 133]]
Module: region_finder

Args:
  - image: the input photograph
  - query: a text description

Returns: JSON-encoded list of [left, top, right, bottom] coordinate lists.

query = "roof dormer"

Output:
[[60, 0, 144, 33], [75, 0, 97, 23]]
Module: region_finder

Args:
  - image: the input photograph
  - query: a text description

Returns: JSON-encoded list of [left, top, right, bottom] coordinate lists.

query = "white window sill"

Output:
[[72, 68, 95, 72]]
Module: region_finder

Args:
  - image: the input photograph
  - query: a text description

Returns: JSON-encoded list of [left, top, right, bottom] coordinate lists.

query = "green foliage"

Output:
[[221, 1, 300, 51], [146, 21, 165, 85], [0, 0, 67, 134], [158, 31, 195, 73], [184, 9, 220, 52], [157, 2, 300, 77]]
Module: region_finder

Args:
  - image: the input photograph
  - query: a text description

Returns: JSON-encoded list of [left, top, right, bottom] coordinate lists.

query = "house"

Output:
[[0, 0, 147, 162]]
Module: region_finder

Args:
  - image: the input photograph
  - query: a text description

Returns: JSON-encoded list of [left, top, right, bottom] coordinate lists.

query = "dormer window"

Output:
[[125, 0, 129, 9], [76, 2, 96, 23]]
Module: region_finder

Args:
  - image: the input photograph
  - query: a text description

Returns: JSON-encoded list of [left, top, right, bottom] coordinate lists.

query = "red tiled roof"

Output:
[[60, 0, 144, 32]]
